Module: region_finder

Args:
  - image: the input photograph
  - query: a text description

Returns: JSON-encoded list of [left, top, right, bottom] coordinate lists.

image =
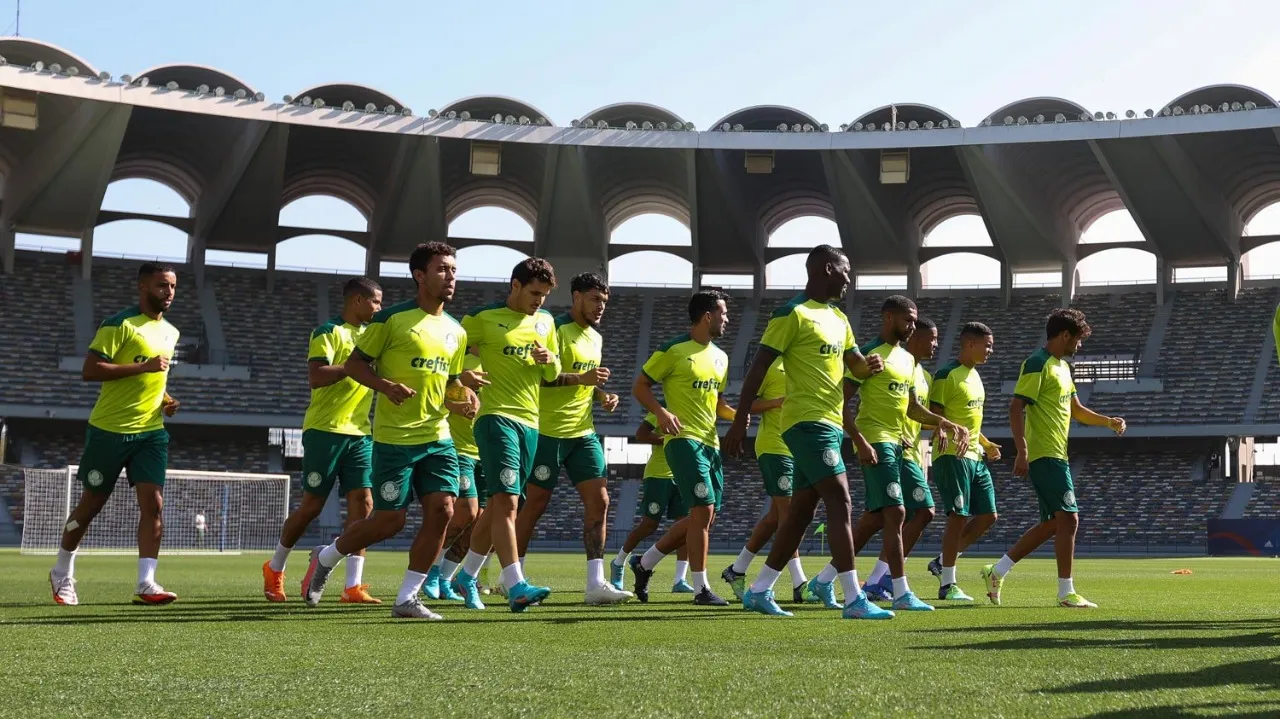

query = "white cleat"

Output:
[[391, 597, 444, 620], [49, 570, 78, 606], [585, 583, 635, 605]]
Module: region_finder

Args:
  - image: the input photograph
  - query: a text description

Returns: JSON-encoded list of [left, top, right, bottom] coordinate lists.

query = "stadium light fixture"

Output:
[[0, 55, 6, 66], [907, 120, 918, 130], [504, 115, 516, 124], [840, 123, 849, 131], [1245, 101, 1257, 110], [496, 113, 508, 123], [570, 118, 580, 128], [66, 66, 79, 76], [792, 123, 802, 132], [1033, 114, 1044, 124], [360, 102, 374, 112], [31, 60, 44, 72], [1220, 102, 1230, 112], [686, 123, 696, 131], [214, 86, 226, 97], [923, 120, 934, 129], [234, 89, 246, 100], [596, 120, 609, 129], [1105, 112, 1116, 120], [626, 120, 638, 130], [1160, 107, 1171, 116], [721, 122, 731, 131], [1003, 116, 1014, 125], [386, 105, 397, 114], [1190, 105, 1200, 115], [166, 81, 179, 91], [253, 91, 265, 102], [1231, 102, 1243, 111], [537, 116, 548, 126], [343, 101, 355, 111], [1124, 110, 1134, 119], [1054, 113, 1066, 122], [939, 119, 949, 129], [120, 74, 133, 84], [642, 120, 653, 130], [283, 95, 294, 104], [733, 123, 745, 132], [461, 111, 471, 120], [428, 108, 439, 118], [818, 123, 828, 132], [777, 123, 788, 132], [1172, 106, 1184, 115], [657, 121, 667, 130], [48, 63, 61, 74], [445, 110, 457, 120], [300, 96, 312, 106], [854, 121, 864, 131], [97, 71, 110, 82], [1143, 109, 1153, 117], [1200, 104, 1211, 113], [138, 77, 150, 88], [882, 122, 891, 131], [196, 84, 209, 95], [803, 123, 815, 132], [895, 121, 905, 130], [401, 107, 412, 116], [1092, 111, 1103, 120], [520, 115, 531, 125], [1017, 116, 1028, 125], [313, 99, 325, 109]]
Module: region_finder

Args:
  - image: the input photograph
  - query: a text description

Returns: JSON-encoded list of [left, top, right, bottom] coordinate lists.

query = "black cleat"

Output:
[[693, 586, 730, 606], [629, 554, 653, 603]]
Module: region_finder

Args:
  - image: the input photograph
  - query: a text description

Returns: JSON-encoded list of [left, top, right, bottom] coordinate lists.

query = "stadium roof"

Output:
[[4, 37, 1280, 295]]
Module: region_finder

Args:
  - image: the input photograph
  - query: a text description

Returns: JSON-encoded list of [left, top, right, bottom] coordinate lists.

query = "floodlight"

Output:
[[519, 115, 531, 125], [907, 120, 917, 130], [166, 81, 178, 91], [1245, 101, 1257, 110], [657, 121, 667, 130], [626, 121, 638, 130], [460, 111, 471, 120], [234, 89, 246, 99], [853, 121, 864, 130], [778, 123, 788, 132], [313, 99, 325, 109], [196, 84, 209, 95], [343, 101, 355, 111], [642, 121, 653, 130], [1017, 116, 1028, 125], [48, 63, 61, 73], [121, 74, 133, 84], [98, 71, 110, 82], [1003, 116, 1014, 125]]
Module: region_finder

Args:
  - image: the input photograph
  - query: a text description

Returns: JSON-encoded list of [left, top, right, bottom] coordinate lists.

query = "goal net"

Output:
[[20, 466, 290, 555]]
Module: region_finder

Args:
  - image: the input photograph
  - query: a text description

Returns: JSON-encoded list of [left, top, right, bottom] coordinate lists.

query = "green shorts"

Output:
[[78, 425, 169, 494], [301, 429, 373, 497], [782, 421, 847, 490], [474, 415, 538, 497], [664, 438, 724, 511], [456, 454, 488, 508], [528, 433, 607, 491], [860, 441, 906, 512], [371, 439, 460, 511], [640, 478, 687, 521], [1029, 458, 1077, 523], [757, 453, 795, 497], [900, 459, 934, 513], [934, 455, 998, 517]]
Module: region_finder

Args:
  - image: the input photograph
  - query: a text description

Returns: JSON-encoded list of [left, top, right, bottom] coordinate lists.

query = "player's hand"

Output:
[[723, 419, 747, 457], [855, 438, 878, 465], [982, 441, 1002, 462], [162, 396, 180, 416], [141, 355, 170, 373], [864, 354, 884, 375], [601, 393, 620, 412], [940, 420, 970, 458], [579, 366, 610, 386], [1013, 451, 1029, 477], [445, 400, 477, 419], [531, 341, 553, 365], [447, 384, 480, 417], [1109, 416, 1127, 436], [382, 381, 416, 405], [460, 369, 490, 390], [656, 408, 682, 436]]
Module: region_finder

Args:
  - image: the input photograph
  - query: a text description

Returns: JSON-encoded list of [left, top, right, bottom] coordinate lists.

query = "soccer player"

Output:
[[301, 243, 476, 620], [49, 262, 181, 606], [515, 272, 631, 605], [926, 322, 1003, 602], [725, 245, 893, 620], [609, 413, 694, 593], [721, 357, 814, 604], [858, 316, 939, 601], [630, 290, 738, 606], [981, 308, 1126, 608], [451, 258, 563, 613], [263, 277, 383, 604]]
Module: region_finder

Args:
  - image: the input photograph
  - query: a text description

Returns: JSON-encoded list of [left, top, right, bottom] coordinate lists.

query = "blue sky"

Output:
[[14, 0, 1280, 286]]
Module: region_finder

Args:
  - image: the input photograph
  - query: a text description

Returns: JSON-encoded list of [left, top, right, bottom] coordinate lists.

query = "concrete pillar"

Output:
[[266, 245, 277, 294], [0, 221, 14, 274], [1156, 258, 1171, 306], [1000, 260, 1013, 308], [80, 227, 94, 281], [364, 247, 381, 280], [1060, 257, 1077, 308]]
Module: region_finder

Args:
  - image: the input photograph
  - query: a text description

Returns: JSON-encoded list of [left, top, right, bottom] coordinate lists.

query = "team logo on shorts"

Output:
[[778, 475, 792, 492], [534, 320, 550, 338], [912, 487, 926, 502], [886, 482, 902, 500], [954, 495, 965, 510], [306, 471, 322, 488], [380, 481, 399, 502], [821, 448, 840, 467], [444, 333, 459, 353], [500, 468, 518, 487], [460, 475, 472, 491], [1063, 490, 1076, 506], [693, 482, 709, 499], [648, 501, 661, 515], [86, 469, 103, 487], [534, 465, 552, 482]]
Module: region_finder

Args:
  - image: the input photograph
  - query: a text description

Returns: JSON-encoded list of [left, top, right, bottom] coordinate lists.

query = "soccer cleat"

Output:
[[628, 554, 654, 603], [585, 583, 634, 605], [492, 582, 508, 598], [301, 546, 335, 608], [980, 564, 1004, 606], [842, 594, 895, 620], [423, 566, 442, 600], [507, 580, 552, 613], [927, 554, 943, 580], [132, 581, 177, 606], [743, 588, 793, 617], [1059, 592, 1098, 608], [672, 579, 696, 593], [862, 579, 892, 602], [939, 583, 974, 601], [609, 560, 626, 591], [49, 570, 78, 606], [808, 577, 840, 609], [891, 591, 935, 611], [339, 584, 382, 604], [692, 586, 730, 606], [438, 576, 465, 602], [792, 581, 818, 604], [451, 572, 486, 610], [262, 561, 287, 603], [720, 565, 747, 601], [391, 597, 443, 620]]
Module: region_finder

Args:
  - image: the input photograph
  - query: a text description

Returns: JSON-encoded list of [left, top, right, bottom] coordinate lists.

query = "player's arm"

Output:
[[909, 388, 967, 456], [1009, 396, 1030, 476], [307, 360, 346, 389], [716, 394, 739, 422], [843, 377, 877, 464], [633, 372, 680, 435], [82, 351, 165, 382], [543, 366, 609, 387], [842, 345, 882, 380], [1071, 395, 1125, 435], [635, 419, 663, 445], [750, 395, 784, 413], [444, 376, 480, 419], [977, 433, 1001, 460], [730, 348, 776, 433], [343, 350, 415, 405]]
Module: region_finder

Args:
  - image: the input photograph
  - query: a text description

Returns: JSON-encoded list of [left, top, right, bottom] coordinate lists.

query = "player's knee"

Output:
[[984, 512, 998, 527], [452, 501, 477, 527], [1057, 511, 1078, 531], [916, 507, 936, 525]]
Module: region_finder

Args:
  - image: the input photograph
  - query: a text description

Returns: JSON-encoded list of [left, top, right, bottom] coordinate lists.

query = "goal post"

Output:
[[20, 466, 291, 556]]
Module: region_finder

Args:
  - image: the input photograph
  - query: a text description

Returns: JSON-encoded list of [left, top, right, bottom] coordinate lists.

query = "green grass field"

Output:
[[2, 551, 1277, 718]]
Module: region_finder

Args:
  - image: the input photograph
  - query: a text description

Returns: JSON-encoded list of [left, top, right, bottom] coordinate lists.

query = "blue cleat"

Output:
[[672, 579, 696, 593], [439, 574, 464, 602], [891, 590, 935, 612], [862, 579, 892, 602], [507, 580, 552, 613], [808, 577, 840, 609], [609, 560, 626, 591], [743, 588, 794, 617], [843, 593, 896, 620], [451, 571, 486, 610], [423, 566, 442, 600]]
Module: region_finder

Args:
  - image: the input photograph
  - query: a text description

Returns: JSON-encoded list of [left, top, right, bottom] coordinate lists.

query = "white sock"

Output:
[[994, 554, 1016, 578], [268, 543, 291, 572], [461, 550, 487, 578], [501, 561, 526, 590], [787, 558, 808, 587], [674, 560, 690, 583], [479, 554, 492, 571], [942, 566, 957, 586], [692, 570, 708, 591], [519, 555, 526, 570], [838, 570, 862, 604], [318, 542, 346, 569], [640, 545, 667, 571], [891, 576, 911, 600], [1058, 577, 1075, 599], [441, 559, 461, 581], [816, 563, 838, 584], [345, 555, 365, 589], [749, 565, 782, 593], [53, 548, 76, 578], [587, 558, 605, 589], [613, 549, 630, 566], [867, 560, 890, 586], [137, 557, 157, 587], [396, 570, 428, 605], [731, 548, 755, 574]]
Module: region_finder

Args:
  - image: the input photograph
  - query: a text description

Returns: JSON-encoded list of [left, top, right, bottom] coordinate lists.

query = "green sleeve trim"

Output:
[[1021, 350, 1049, 374], [311, 321, 337, 339], [98, 305, 142, 328], [641, 369, 661, 384], [463, 300, 507, 320], [554, 312, 574, 328], [933, 360, 960, 381], [353, 347, 376, 362], [657, 334, 691, 352], [757, 343, 783, 357], [307, 355, 330, 364], [769, 295, 805, 320], [857, 338, 882, 356], [371, 299, 418, 323], [1013, 393, 1037, 406], [89, 349, 112, 361]]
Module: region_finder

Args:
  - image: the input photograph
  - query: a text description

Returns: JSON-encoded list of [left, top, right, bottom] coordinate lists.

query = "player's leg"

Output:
[[269, 429, 343, 599], [514, 435, 561, 562], [569, 434, 630, 602], [630, 514, 690, 603], [52, 428, 132, 605], [612, 479, 663, 589], [933, 455, 975, 601], [130, 429, 176, 605], [337, 436, 376, 601], [660, 440, 725, 605], [724, 454, 790, 599], [391, 445, 459, 619], [861, 442, 929, 610], [429, 455, 479, 601]]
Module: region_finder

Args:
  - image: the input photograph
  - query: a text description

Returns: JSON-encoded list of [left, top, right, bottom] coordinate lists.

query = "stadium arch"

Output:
[[608, 213, 691, 286], [289, 83, 407, 114], [921, 250, 1001, 289], [456, 244, 532, 282], [0, 37, 99, 76], [765, 215, 840, 289], [1078, 246, 1157, 286], [130, 63, 257, 96], [849, 103, 959, 131], [439, 95, 554, 126], [609, 248, 692, 288]]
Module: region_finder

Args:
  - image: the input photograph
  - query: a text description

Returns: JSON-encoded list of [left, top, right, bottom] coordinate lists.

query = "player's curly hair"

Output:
[[881, 295, 917, 314], [408, 242, 456, 280], [138, 262, 176, 280], [1045, 308, 1091, 340], [688, 289, 730, 324], [570, 271, 608, 295], [512, 257, 557, 287]]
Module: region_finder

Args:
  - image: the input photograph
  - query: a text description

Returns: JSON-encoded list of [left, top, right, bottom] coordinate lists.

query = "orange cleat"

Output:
[[339, 584, 383, 604], [263, 561, 287, 602], [132, 582, 178, 605]]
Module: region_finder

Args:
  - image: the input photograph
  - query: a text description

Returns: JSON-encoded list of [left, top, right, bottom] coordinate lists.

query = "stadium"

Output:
[[0, 35, 1277, 719]]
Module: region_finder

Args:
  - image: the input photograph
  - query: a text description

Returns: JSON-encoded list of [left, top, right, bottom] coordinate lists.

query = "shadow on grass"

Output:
[[1082, 699, 1280, 718]]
